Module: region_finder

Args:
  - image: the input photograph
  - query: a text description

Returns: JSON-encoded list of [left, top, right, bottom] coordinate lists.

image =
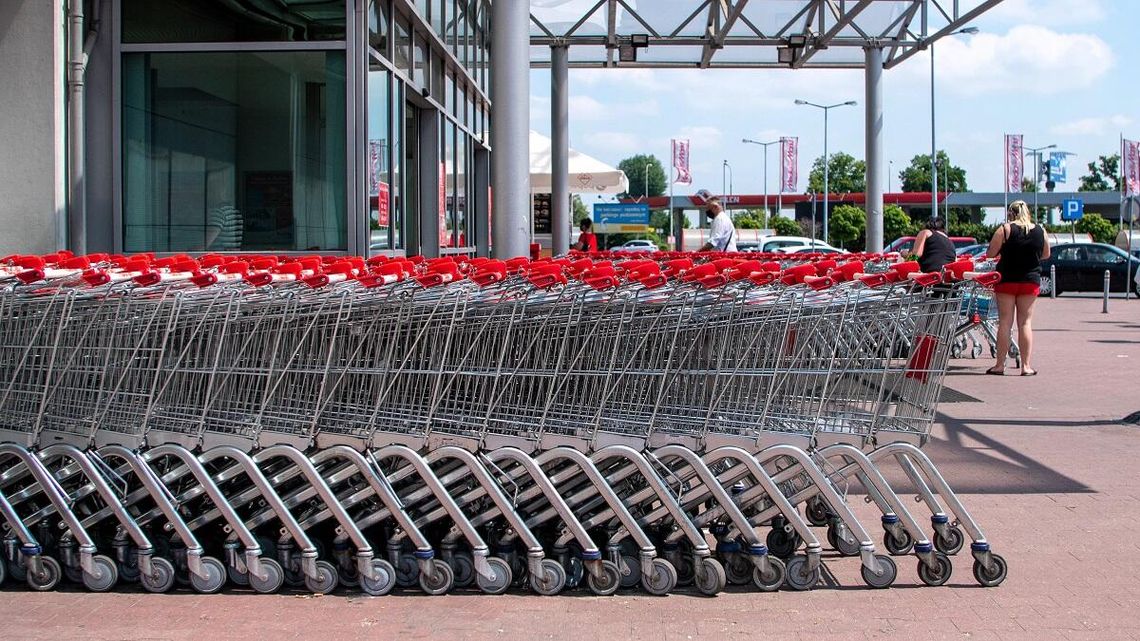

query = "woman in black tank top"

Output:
[[984, 200, 1051, 376], [913, 217, 956, 273]]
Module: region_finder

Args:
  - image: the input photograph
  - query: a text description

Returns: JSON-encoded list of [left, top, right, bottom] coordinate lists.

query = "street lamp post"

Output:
[[1025, 143, 1057, 222], [722, 160, 733, 217], [643, 162, 651, 202], [742, 138, 781, 220], [795, 99, 857, 246], [930, 27, 978, 221], [889, 160, 894, 194]]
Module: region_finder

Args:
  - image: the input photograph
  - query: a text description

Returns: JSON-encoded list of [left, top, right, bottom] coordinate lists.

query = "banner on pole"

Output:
[[780, 137, 798, 193], [671, 139, 691, 185], [1005, 134, 1024, 193], [1046, 151, 1069, 184], [1124, 138, 1140, 197]]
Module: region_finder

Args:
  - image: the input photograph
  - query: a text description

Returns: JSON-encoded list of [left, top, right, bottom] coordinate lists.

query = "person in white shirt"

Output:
[[699, 197, 737, 252]]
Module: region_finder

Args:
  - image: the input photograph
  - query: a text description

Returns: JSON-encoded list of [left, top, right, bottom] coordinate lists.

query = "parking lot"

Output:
[[1, 295, 1137, 641]]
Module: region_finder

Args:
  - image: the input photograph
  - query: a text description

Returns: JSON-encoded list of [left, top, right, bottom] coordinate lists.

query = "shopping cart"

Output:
[[0, 250, 1008, 596]]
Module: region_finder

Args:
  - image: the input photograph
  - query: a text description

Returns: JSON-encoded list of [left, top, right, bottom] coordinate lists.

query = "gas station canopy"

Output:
[[529, 0, 1000, 69]]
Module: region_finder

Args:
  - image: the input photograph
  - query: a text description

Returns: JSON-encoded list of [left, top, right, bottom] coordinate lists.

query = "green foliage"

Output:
[[1078, 154, 1122, 192], [617, 155, 667, 200], [899, 151, 969, 194], [733, 208, 768, 230], [807, 152, 866, 194], [572, 195, 589, 225], [769, 215, 802, 236], [829, 205, 866, 250], [883, 204, 916, 242], [1074, 212, 1116, 244], [947, 221, 994, 244]]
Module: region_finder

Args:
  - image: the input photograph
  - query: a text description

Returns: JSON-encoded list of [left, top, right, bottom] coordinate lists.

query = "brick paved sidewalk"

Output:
[[1, 296, 1137, 641]]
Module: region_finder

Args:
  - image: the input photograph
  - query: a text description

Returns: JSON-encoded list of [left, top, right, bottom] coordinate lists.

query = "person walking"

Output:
[[913, 217, 956, 273], [984, 200, 1049, 376], [698, 196, 737, 252]]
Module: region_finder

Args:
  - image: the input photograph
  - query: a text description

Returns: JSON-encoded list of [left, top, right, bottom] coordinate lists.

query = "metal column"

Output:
[[864, 46, 885, 252], [490, 0, 531, 258], [550, 45, 570, 257]]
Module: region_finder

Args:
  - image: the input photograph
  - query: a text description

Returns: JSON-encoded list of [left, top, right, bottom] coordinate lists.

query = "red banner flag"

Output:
[[1005, 134, 1024, 193], [1124, 138, 1140, 197], [780, 137, 798, 193], [672, 139, 691, 185]]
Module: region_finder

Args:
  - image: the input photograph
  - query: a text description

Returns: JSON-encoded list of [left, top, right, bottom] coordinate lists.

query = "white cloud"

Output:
[[1050, 114, 1131, 137], [897, 25, 1114, 96], [580, 131, 643, 157], [988, 0, 1107, 27], [568, 94, 659, 121]]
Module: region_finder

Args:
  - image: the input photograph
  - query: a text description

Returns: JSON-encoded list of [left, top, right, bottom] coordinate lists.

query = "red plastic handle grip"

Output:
[[637, 273, 668, 289], [804, 276, 834, 291], [857, 273, 889, 288], [244, 273, 273, 287], [910, 272, 942, 287], [83, 271, 111, 287], [132, 272, 162, 287], [748, 271, 777, 286], [970, 271, 1002, 286], [584, 275, 619, 290], [192, 273, 218, 288]]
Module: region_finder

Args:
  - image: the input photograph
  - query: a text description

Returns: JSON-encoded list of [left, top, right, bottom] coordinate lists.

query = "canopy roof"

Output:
[[529, 0, 1002, 69], [529, 130, 630, 195]]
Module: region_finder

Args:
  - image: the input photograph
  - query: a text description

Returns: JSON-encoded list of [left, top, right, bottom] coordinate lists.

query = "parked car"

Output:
[[1039, 243, 1140, 297], [611, 239, 659, 253], [955, 243, 988, 257], [885, 235, 976, 255], [751, 236, 840, 253], [781, 246, 848, 255]]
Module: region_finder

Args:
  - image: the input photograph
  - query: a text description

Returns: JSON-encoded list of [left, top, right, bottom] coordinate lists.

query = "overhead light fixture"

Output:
[[630, 33, 649, 48], [778, 47, 795, 64], [788, 34, 808, 48], [619, 44, 637, 62]]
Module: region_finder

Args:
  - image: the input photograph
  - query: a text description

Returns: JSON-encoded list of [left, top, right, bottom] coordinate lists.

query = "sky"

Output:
[[527, 0, 1136, 223]]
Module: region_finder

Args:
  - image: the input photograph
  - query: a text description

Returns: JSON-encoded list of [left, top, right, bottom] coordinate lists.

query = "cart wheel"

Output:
[[190, 556, 227, 594], [360, 559, 396, 596], [475, 557, 512, 595], [396, 553, 419, 587], [530, 559, 566, 596], [934, 527, 965, 555], [82, 555, 119, 593], [586, 560, 622, 596], [26, 556, 62, 591], [971, 342, 983, 359], [618, 554, 641, 588], [752, 556, 786, 592], [304, 560, 339, 595], [918, 552, 953, 587], [766, 527, 801, 559], [140, 557, 176, 594], [827, 525, 860, 557], [419, 559, 454, 595], [972, 553, 1008, 587], [783, 555, 818, 591], [248, 558, 284, 594], [227, 562, 250, 586], [642, 558, 677, 596], [805, 498, 830, 527], [450, 552, 475, 587], [860, 555, 897, 589], [724, 554, 752, 585], [883, 530, 914, 556], [694, 557, 726, 596]]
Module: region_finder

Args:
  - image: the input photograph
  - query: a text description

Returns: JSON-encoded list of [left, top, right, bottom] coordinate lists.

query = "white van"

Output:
[[1115, 229, 1140, 258]]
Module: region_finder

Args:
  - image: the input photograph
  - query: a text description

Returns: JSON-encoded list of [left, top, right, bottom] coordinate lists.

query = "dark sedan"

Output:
[[1039, 243, 1140, 297]]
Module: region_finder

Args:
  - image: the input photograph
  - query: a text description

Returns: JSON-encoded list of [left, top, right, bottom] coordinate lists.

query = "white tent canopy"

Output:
[[529, 130, 628, 195]]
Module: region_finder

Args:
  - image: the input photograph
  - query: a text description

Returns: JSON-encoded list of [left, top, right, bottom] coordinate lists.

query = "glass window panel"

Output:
[[122, 0, 346, 43], [367, 65, 391, 252], [391, 83, 404, 249], [394, 17, 411, 77], [444, 71, 454, 115], [369, 0, 389, 56], [431, 0, 445, 38], [432, 53, 445, 104], [442, 120, 455, 248], [413, 36, 428, 89], [456, 130, 469, 248], [122, 51, 347, 253]]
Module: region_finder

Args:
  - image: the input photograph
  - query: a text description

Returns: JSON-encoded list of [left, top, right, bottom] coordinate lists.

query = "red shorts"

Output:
[[994, 282, 1040, 296]]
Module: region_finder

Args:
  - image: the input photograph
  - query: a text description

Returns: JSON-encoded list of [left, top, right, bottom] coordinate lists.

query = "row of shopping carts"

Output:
[[0, 249, 1007, 596]]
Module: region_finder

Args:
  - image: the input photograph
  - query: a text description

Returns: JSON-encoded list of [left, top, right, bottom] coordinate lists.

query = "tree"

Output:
[[1079, 154, 1122, 192], [883, 204, 915, 242], [1075, 212, 1116, 244], [807, 152, 866, 194], [769, 215, 801, 236], [807, 152, 865, 194], [829, 204, 866, 250], [733, 209, 768, 230], [572, 195, 589, 224], [617, 154, 667, 200], [899, 151, 968, 194]]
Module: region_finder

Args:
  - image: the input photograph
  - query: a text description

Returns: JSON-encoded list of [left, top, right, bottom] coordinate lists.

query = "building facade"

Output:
[[1, 0, 491, 258]]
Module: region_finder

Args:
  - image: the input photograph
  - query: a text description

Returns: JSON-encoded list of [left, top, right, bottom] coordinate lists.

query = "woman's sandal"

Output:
[[985, 367, 1004, 375], [1021, 369, 1038, 376]]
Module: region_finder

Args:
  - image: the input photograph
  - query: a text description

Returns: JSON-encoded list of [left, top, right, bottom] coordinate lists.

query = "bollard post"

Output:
[[1102, 269, 1111, 314], [1050, 265, 1056, 299]]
